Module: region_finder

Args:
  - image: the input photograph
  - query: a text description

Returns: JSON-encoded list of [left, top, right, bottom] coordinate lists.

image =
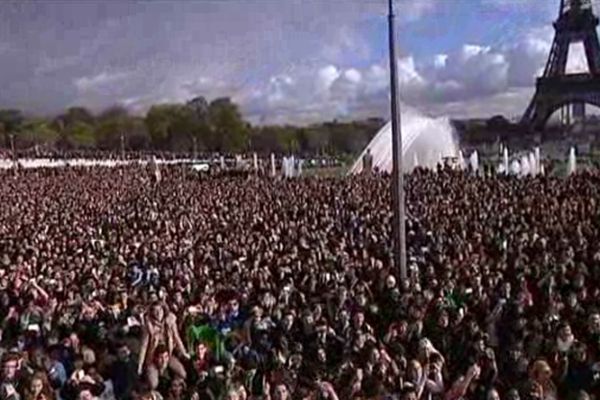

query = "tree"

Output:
[[93, 106, 128, 150], [208, 98, 248, 152], [63, 107, 95, 126], [187, 96, 209, 120], [0, 109, 24, 147], [145, 104, 198, 151], [250, 126, 285, 154], [51, 107, 96, 149], [126, 117, 151, 150], [146, 104, 174, 148], [68, 122, 96, 148], [95, 106, 148, 151], [98, 106, 128, 122], [185, 96, 211, 151], [297, 127, 329, 155], [19, 119, 59, 147], [0, 97, 384, 155]]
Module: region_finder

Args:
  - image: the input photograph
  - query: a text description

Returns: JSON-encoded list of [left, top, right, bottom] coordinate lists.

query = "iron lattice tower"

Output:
[[521, 0, 600, 130]]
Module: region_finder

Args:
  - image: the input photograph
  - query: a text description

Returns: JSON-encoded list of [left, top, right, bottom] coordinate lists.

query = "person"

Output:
[[271, 383, 290, 400], [145, 346, 177, 393], [110, 343, 137, 400], [138, 303, 189, 380], [22, 373, 54, 400], [529, 360, 557, 400], [1, 353, 24, 400]]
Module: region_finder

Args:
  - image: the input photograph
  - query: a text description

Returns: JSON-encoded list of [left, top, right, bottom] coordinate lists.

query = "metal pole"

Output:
[[388, 0, 407, 281], [10, 133, 17, 175], [193, 136, 198, 161], [10, 133, 15, 160], [120, 132, 125, 160]]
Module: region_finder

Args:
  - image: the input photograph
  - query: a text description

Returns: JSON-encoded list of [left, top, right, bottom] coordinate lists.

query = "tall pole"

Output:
[[10, 133, 18, 175], [120, 132, 125, 160], [193, 136, 198, 161], [388, 0, 407, 281], [10, 133, 15, 160]]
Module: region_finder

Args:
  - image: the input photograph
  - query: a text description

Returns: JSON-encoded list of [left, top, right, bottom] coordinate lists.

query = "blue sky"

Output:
[[0, 0, 590, 124]]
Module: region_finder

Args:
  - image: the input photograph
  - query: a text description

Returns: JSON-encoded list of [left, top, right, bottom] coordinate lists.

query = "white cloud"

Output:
[[240, 21, 569, 124], [74, 71, 130, 92], [504, 26, 553, 86], [399, 0, 438, 22], [430, 87, 534, 120], [481, 0, 556, 18], [344, 69, 362, 84], [434, 54, 448, 69], [317, 65, 341, 93], [398, 56, 426, 86], [0, 0, 580, 124]]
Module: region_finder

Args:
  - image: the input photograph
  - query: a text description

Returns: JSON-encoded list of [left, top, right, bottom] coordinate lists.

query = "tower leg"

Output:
[[584, 31, 600, 74]]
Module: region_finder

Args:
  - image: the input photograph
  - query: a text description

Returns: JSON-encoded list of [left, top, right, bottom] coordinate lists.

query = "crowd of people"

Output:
[[0, 150, 342, 168], [1, 164, 600, 400]]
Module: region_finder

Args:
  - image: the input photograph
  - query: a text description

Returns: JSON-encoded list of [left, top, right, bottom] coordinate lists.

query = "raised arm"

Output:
[[138, 327, 150, 375], [167, 313, 190, 359], [425, 367, 445, 394], [30, 279, 50, 302]]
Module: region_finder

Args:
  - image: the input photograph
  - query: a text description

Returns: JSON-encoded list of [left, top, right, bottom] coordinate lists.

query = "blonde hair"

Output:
[[530, 359, 552, 381]]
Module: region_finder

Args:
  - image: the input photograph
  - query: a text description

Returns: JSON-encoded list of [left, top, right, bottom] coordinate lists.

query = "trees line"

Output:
[[0, 96, 383, 156]]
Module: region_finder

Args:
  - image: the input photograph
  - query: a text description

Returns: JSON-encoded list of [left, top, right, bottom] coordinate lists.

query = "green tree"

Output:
[[63, 107, 95, 126], [94, 106, 128, 150], [249, 126, 282, 153], [19, 119, 59, 147], [297, 126, 329, 155], [146, 104, 178, 149], [68, 122, 96, 148], [95, 106, 148, 151], [208, 98, 248, 152], [145, 104, 198, 151], [52, 107, 96, 149], [126, 117, 151, 150], [187, 96, 209, 119], [0, 109, 24, 147], [185, 96, 211, 151]]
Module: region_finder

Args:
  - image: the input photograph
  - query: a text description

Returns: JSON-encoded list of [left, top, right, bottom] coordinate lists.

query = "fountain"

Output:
[[534, 147, 541, 175], [529, 152, 537, 177], [458, 150, 466, 170], [350, 106, 458, 173], [521, 155, 531, 176], [290, 155, 296, 177], [470, 150, 479, 173], [282, 156, 297, 178], [270, 153, 276, 177], [511, 159, 521, 175], [567, 147, 577, 175], [282, 157, 290, 178], [503, 147, 509, 175]]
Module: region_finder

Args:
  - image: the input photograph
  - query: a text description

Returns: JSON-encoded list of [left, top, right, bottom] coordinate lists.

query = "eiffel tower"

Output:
[[521, 0, 600, 130]]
